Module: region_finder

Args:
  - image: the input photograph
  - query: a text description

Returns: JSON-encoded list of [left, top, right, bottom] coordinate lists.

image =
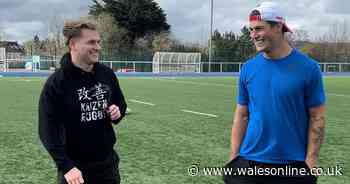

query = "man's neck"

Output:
[[71, 53, 94, 72], [263, 40, 293, 60]]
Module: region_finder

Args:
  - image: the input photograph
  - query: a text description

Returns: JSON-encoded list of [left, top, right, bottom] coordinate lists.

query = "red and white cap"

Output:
[[249, 1, 292, 33]]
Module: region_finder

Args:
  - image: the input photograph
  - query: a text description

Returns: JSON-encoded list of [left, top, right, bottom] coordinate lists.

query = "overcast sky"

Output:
[[0, 0, 349, 44]]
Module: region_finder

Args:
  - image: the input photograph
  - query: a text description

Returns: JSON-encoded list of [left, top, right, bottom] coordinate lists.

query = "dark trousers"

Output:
[[223, 156, 317, 184], [57, 150, 120, 184]]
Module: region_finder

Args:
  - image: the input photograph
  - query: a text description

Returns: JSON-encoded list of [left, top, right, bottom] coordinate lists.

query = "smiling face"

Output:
[[249, 20, 283, 54], [70, 29, 101, 65]]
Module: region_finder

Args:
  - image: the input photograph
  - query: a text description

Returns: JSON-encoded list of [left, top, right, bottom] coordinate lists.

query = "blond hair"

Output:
[[63, 20, 97, 46]]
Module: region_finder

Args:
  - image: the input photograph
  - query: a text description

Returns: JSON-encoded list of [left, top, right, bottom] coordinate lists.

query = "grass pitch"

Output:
[[0, 76, 349, 184]]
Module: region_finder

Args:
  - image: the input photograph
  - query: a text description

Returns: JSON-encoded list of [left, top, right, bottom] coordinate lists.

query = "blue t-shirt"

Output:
[[237, 49, 326, 164]]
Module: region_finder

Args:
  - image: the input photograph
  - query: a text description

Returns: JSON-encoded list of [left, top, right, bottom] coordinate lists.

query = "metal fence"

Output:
[[1, 57, 350, 73]]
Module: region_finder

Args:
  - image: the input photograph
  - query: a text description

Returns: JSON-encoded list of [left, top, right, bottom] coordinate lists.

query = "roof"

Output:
[[0, 41, 25, 53]]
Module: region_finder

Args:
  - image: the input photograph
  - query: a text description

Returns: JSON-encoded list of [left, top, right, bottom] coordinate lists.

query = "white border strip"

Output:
[[181, 109, 218, 118], [150, 78, 235, 88], [129, 99, 155, 106], [327, 93, 350, 98]]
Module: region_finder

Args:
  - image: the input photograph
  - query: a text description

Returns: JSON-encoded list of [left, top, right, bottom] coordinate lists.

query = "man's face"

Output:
[[71, 29, 101, 65], [249, 20, 281, 53]]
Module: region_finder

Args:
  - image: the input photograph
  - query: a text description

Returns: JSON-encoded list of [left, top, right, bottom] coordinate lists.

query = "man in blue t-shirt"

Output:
[[224, 2, 326, 184]]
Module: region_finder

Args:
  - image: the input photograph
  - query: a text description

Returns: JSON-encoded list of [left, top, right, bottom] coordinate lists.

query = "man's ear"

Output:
[[69, 38, 76, 51], [277, 23, 284, 33]]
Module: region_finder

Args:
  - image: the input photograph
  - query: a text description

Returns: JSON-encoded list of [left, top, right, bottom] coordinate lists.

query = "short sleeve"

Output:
[[237, 65, 249, 105], [305, 65, 326, 108]]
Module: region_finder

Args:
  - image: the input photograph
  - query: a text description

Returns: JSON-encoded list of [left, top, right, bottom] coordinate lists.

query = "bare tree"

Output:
[[47, 15, 66, 58], [310, 20, 350, 63], [0, 24, 5, 41], [152, 32, 174, 52], [88, 13, 129, 57], [325, 20, 349, 43], [286, 29, 310, 47]]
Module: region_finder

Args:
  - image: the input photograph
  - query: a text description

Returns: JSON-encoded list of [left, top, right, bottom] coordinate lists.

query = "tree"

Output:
[[309, 20, 350, 63], [33, 35, 41, 55], [212, 30, 222, 41], [286, 29, 309, 43], [211, 26, 255, 64], [237, 26, 255, 61], [92, 13, 130, 57], [299, 43, 315, 56], [212, 30, 238, 62], [0, 25, 5, 41], [89, 0, 170, 45], [47, 15, 67, 58], [152, 32, 174, 52], [89, 0, 105, 16], [325, 20, 349, 43], [23, 40, 34, 56]]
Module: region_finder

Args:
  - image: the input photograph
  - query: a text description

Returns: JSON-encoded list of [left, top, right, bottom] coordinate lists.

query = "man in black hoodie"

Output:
[[39, 20, 127, 184]]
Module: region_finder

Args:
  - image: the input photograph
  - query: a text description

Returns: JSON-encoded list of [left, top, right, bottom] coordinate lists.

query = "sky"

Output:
[[0, 0, 349, 44]]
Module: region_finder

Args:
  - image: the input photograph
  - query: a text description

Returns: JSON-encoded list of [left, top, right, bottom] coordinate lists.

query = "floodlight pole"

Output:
[[208, 0, 213, 72]]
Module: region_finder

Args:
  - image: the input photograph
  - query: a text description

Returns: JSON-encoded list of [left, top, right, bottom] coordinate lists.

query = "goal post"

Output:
[[0, 48, 6, 72], [152, 52, 201, 73]]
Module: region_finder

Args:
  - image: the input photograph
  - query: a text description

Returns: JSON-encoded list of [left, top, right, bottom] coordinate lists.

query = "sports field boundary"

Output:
[[1, 71, 350, 78]]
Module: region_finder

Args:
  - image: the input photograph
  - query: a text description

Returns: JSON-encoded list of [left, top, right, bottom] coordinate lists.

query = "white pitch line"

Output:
[[327, 93, 350, 98], [327, 118, 350, 124], [129, 99, 155, 106], [150, 78, 235, 88], [181, 109, 218, 118]]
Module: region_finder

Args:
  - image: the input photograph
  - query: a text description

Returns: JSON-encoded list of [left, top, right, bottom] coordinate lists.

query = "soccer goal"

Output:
[[0, 48, 6, 72], [152, 52, 201, 73]]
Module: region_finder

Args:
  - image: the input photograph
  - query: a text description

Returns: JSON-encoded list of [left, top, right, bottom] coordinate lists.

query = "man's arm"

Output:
[[231, 104, 249, 160], [38, 80, 75, 173], [305, 105, 326, 169], [39, 80, 85, 183], [110, 75, 127, 125]]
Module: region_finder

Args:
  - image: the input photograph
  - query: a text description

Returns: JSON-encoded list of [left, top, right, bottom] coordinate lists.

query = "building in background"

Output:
[[0, 41, 25, 60], [0, 41, 25, 71]]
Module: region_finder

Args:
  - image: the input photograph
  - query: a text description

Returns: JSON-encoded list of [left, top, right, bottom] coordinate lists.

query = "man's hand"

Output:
[[230, 104, 248, 161], [64, 167, 84, 184], [230, 152, 239, 161], [107, 104, 121, 121], [306, 105, 326, 173], [305, 157, 317, 170]]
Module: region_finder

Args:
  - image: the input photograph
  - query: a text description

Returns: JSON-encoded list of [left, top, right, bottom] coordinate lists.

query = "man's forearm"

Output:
[[231, 105, 249, 158], [231, 119, 248, 156], [306, 107, 326, 166]]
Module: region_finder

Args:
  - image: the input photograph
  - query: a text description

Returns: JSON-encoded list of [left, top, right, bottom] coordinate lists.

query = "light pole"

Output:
[[208, 0, 213, 72]]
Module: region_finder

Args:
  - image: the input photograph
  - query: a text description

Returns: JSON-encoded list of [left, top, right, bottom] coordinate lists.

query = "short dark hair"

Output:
[[266, 21, 286, 35], [249, 10, 285, 34], [63, 20, 97, 46], [250, 10, 261, 17], [265, 21, 281, 28]]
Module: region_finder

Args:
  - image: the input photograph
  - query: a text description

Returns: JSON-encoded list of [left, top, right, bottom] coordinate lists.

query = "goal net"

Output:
[[152, 52, 201, 73], [0, 48, 6, 72]]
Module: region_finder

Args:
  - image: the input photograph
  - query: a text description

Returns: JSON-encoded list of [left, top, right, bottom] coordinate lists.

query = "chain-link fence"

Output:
[[1, 55, 350, 73]]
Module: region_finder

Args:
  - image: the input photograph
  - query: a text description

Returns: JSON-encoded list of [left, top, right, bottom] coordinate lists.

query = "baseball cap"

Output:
[[249, 1, 292, 33]]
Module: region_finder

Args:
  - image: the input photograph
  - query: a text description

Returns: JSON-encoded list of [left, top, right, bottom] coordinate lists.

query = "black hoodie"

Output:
[[39, 53, 127, 173]]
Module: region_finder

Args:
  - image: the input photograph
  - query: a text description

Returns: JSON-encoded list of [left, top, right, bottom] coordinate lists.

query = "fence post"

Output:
[[4, 59, 7, 72], [5, 54, 7, 72]]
